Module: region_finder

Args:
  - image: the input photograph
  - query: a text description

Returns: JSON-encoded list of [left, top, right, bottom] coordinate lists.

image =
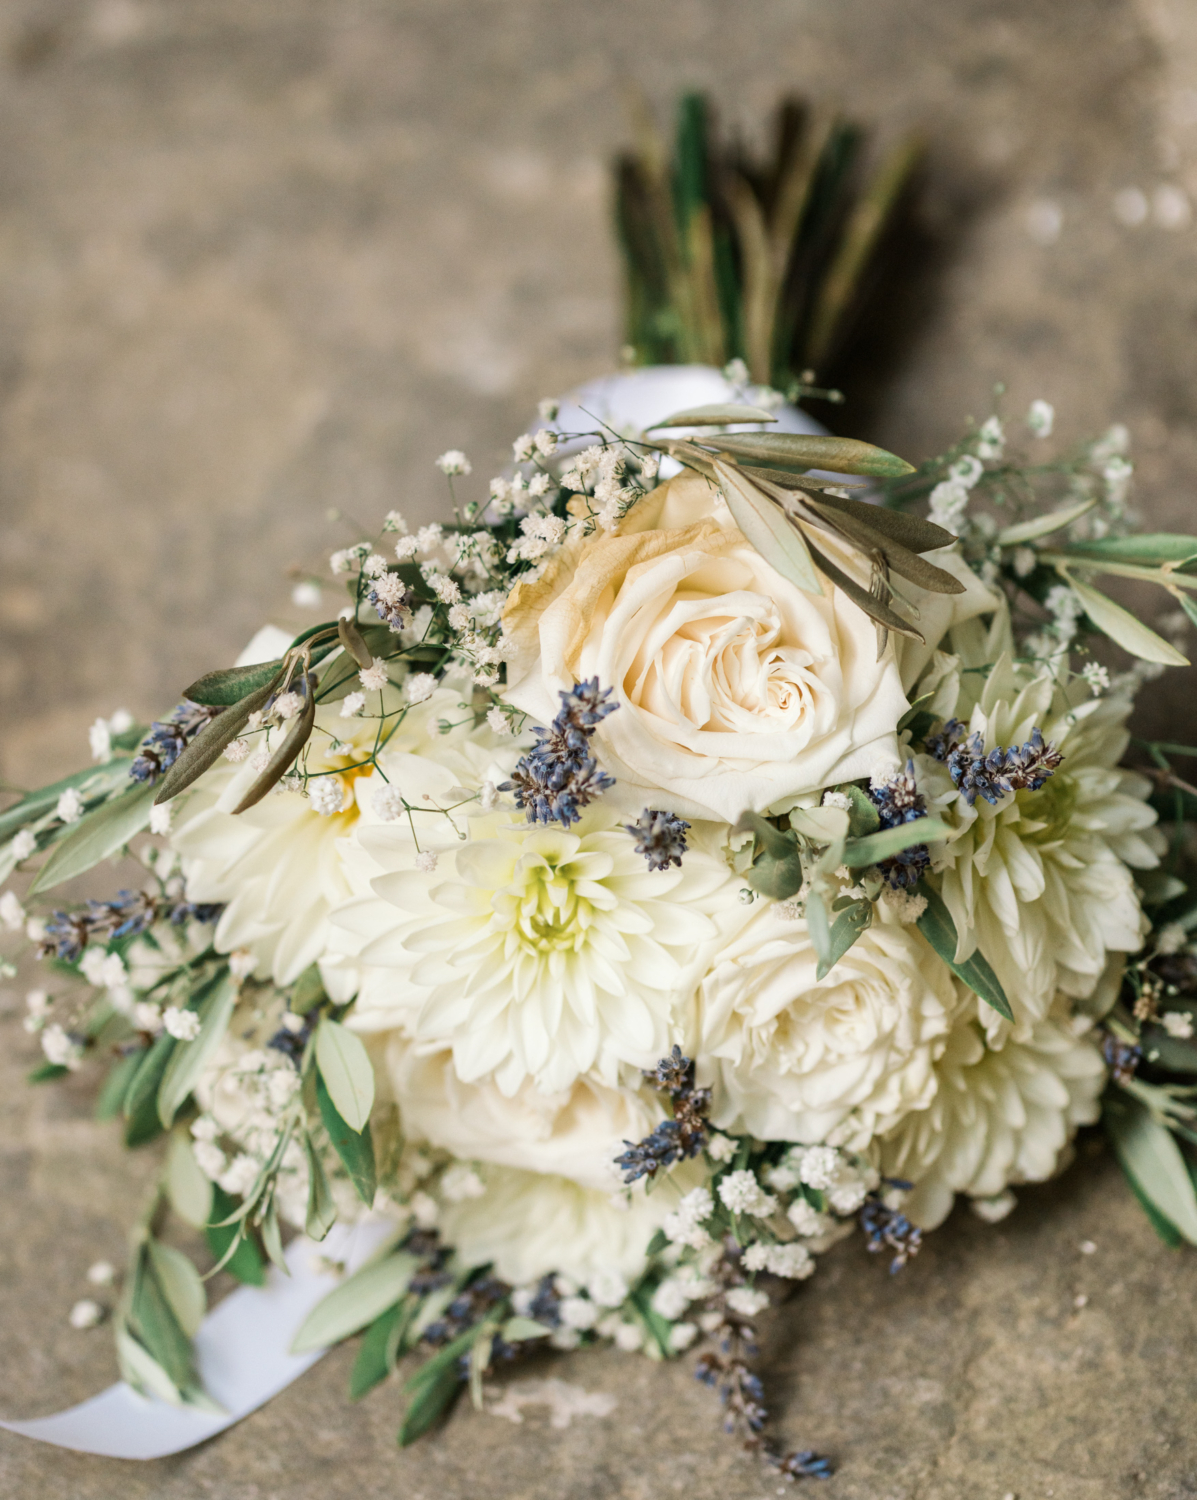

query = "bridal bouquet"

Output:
[[5, 364, 1196, 1477]]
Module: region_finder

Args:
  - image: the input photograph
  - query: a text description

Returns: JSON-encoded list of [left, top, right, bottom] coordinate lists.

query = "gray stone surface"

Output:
[[3, 0, 1197, 1495]]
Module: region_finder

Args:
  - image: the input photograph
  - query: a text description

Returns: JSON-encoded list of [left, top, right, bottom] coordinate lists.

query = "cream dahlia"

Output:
[[915, 652, 1160, 1035], [172, 628, 467, 989], [878, 997, 1106, 1228], [332, 735, 742, 1095]]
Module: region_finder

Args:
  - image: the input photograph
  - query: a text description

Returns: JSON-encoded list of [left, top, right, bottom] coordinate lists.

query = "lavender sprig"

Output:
[[868, 760, 930, 889], [928, 721, 1063, 806], [129, 701, 221, 785], [500, 678, 618, 827], [616, 1045, 710, 1183]]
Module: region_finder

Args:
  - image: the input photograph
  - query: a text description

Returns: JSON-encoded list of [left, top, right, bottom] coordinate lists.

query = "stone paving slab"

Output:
[[3, 2, 1197, 1495]]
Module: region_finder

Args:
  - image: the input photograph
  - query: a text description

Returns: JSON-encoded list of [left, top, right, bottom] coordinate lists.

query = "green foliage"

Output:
[[841, 817, 951, 869], [398, 1359, 463, 1447], [29, 782, 156, 894], [316, 1072, 377, 1206], [315, 1017, 376, 1131], [916, 887, 1013, 1021], [157, 975, 237, 1127], [0, 759, 134, 846], [27, 1061, 68, 1084], [303, 1131, 338, 1242], [123, 1031, 177, 1147], [291, 1250, 418, 1353], [205, 1186, 267, 1287], [349, 1300, 408, 1401], [1105, 1090, 1197, 1245]]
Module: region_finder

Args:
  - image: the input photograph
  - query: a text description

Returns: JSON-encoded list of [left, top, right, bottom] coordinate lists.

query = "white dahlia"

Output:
[[915, 653, 1159, 1035], [692, 906, 956, 1150], [172, 633, 468, 990], [878, 998, 1106, 1228], [438, 1162, 690, 1285], [332, 739, 741, 1094], [384, 1036, 664, 1192]]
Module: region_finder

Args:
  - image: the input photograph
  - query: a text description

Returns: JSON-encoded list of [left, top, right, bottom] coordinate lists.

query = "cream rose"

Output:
[[691, 905, 957, 1150], [386, 1037, 665, 1192], [502, 471, 996, 823], [439, 1162, 690, 1286]]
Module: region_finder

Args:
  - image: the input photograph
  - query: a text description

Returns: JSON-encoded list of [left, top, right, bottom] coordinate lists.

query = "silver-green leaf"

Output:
[[714, 460, 820, 594], [647, 402, 778, 429], [157, 976, 237, 1128], [842, 817, 952, 868], [1106, 1092, 1197, 1244], [291, 1251, 418, 1352], [29, 782, 155, 895], [165, 1130, 214, 1229], [147, 1239, 207, 1338], [315, 1016, 376, 1132], [1064, 573, 1189, 666]]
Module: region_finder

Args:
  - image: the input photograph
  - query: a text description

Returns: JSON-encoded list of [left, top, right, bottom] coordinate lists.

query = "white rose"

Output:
[[385, 1037, 664, 1192], [694, 907, 956, 1149], [501, 470, 996, 822], [439, 1163, 694, 1286], [878, 1000, 1106, 1228]]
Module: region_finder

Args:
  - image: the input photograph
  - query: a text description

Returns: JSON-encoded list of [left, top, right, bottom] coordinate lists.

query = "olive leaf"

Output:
[[153, 674, 281, 806], [165, 1130, 214, 1229], [1057, 532, 1197, 568], [803, 533, 923, 643], [803, 489, 957, 555], [995, 497, 1096, 546], [229, 688, 317, 814], [184, 659, 286, 707], [803, 496, 964, 595], [714, 461, 820, 594], [842, 817, 952, 868], [349, 1300, 408, 1401], [316, 1071, 377, 1206], [338, 616, 374, 668], [147, 1239, 206, 1338], [398, 1358, 464, 1446], [157, 975, 237, 1128], [1063, 573, 1189, 667], [699, 431, 915, 478], [315, 1017, 376, 1132], [647, 402, 778, 428], [1105, 1091, 1197, 1244], [29, 781, 155, 894], [205, 1186, 266, 1287], [0, 758, 134, 846], [916, 887, 1013, 1021], [292, 1251, 419, 1352]]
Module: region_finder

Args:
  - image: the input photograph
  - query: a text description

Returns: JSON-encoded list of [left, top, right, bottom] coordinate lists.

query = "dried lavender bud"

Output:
[[626, 809, 690, 871]]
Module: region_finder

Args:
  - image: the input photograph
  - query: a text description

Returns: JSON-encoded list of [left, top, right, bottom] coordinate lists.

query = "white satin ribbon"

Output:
[[0, 1219, 395, 1459]]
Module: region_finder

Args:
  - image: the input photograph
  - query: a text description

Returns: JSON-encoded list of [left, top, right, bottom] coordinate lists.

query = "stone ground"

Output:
[[2, 0, 1197, 1495]]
